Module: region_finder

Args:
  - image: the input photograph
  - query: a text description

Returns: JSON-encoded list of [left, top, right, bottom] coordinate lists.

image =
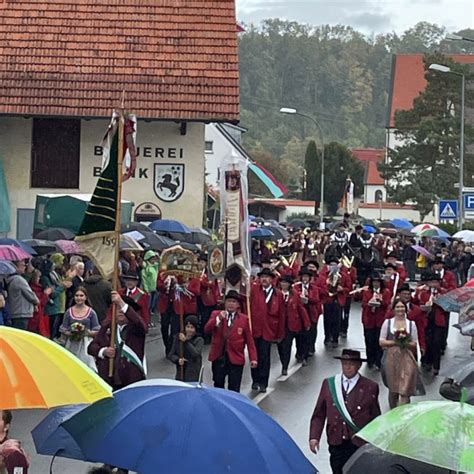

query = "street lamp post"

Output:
[[280, 107, 325, 229], [429, 64, 466, 231]]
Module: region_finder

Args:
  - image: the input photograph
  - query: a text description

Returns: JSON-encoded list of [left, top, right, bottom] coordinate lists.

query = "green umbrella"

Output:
[[357, 395, 474, 473]]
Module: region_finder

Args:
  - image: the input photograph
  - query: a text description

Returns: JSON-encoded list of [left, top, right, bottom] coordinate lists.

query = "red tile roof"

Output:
[[359, 203, 415, 210], [351, 148, 385, 185], [351, 148, 384, 163], [0, 1, 239, 121], [366, 161, 384, 186], [388, 54, 474, 128]]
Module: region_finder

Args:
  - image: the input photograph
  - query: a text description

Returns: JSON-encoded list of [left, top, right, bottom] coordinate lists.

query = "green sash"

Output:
[[116, 326, 146, 375], [327, 376, 360, 432]]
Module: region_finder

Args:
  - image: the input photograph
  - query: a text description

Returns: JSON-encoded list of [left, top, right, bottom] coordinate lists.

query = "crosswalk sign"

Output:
[[439, 199, 458, 219]]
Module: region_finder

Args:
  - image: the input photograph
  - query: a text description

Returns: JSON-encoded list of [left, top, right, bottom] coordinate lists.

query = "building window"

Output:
[[31, 118, 81, 188], [375, 190, 383, 202], [204, 140, 214, 153]]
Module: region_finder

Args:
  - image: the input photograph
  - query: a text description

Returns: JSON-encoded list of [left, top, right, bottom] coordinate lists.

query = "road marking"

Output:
[[276, 362, 304, 382], [252, 387, 275, 404]]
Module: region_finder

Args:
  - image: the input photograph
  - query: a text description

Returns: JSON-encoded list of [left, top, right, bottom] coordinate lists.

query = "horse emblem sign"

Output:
[[154, 164, 185, 202]]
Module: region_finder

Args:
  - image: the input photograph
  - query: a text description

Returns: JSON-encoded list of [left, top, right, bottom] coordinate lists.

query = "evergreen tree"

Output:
[[379, 52, 474, 219]]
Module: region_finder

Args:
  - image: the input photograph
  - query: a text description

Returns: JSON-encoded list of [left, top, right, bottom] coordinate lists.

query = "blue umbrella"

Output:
[[363, 224, 377, 233], [32, 404, 88, 461], [389, 218, 413, 230], [0, 259, 16, 275], [0, 238, 37, 256], [61, 379, 316, 474], [250, 227, 276, 240], [148, 219, 192, 234]]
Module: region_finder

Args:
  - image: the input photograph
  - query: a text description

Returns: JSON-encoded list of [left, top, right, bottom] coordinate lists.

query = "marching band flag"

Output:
[[75, 113, 124, 279], [219, 149, 251, 290], [340, 177, 354, 214]]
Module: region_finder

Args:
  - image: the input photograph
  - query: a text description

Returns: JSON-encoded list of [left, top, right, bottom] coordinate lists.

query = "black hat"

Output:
[[299, 266, 313, 277], [334, 349, 366, 362], [258, 268, 275, 278], [122, 271, 139, 281], [304, 259, 320, 269], [184, 315, 199, 329], [397, 283, 411, 293], [370, 272, 383, 281], [386, 252, 399, 259], [325, 256, 339, 265], [433, 256, 444, 265], [120, 295, 141, 312], [426, 272, 441, 281], [280, 274, 294, 284], [260, 257, 272, 265], [224, 290, 242, 303], [385, 263, 397, 270]]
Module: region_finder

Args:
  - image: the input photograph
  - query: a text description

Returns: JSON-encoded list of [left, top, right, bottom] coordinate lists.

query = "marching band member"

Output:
[[316, 257, 352, 348], [277, 274, 311, 374], [413, 273, 448, 375], [250, 268, 286, 393], [385, 252, 407, 283], [205, 290, 257, 393], [119, 272, 150, 327], [361, 273, 390, 369], [384, 263, 403, 303], [341, 262, 357, 339], [294, 266, 321, 359]]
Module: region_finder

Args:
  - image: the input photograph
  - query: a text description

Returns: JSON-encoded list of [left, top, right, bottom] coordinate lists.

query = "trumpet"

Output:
[[327, 269, 341, 297]]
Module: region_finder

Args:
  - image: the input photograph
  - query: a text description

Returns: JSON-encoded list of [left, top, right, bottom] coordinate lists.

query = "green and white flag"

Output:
[[75, 114, 121, 279]]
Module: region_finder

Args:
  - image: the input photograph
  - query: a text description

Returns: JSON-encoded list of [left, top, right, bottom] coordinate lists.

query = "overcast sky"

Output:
[[236, 0, 473, 35]]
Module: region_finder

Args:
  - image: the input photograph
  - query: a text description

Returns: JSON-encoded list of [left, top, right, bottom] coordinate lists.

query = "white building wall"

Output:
[[279, 205, 315, 221], [0, 117, 205, 237], [364, 184, 386, 203], [358, 206, 437, 223]]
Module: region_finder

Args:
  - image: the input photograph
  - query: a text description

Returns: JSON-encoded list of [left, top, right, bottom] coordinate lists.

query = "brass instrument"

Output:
[[327, 268, 341, 297]]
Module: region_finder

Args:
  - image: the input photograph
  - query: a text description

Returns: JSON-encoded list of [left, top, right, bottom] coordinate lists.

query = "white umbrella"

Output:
[[453, 230, 474, 243]]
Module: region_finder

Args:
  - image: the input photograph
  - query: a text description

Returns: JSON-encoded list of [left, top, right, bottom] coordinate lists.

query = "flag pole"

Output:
[[109, 95, 126, 378]]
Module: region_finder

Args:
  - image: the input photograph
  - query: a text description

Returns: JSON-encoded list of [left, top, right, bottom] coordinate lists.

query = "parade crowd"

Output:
[[1, 215, 473, 473]]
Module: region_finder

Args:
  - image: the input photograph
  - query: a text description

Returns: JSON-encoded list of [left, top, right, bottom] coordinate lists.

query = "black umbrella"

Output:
[[343, 444, 450, 473], [287, 218, 309, 229], [139, 232, 175, 251], [23, 239, 60, 256], [440, 355, 474, 385], [121, 222, 150, 234], [36, 227, 75, 241], [378, 221, 396, 229], [265, 225, 289, 240]]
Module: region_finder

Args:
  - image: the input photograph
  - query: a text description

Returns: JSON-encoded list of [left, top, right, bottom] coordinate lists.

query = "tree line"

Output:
[[240, 20, 474, 215]]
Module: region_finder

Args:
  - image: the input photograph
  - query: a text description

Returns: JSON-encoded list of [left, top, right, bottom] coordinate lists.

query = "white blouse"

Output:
[[379, 317, 418, 345]]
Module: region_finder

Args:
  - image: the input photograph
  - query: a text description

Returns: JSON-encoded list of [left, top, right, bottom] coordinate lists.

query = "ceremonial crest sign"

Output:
[[153, 164, 184, 202]]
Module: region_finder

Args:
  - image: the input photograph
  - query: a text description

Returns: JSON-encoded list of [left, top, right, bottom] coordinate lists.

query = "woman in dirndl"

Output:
[[60, 286, 100, 371], [379, 299, 424, 408]]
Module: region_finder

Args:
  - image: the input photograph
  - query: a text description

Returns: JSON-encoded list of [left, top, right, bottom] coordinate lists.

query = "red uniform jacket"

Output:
[[293, 281, 321, 323], [316, 266, 352, 306], [385, 273, 404, 302], [205, 310, 257, 366], [250, 283, 286, 341], [88, 306, 147, 388], [310, 375, 381, 446], [439, 269, 457, 291], [282, 290, 311, 333], [361, 288, 391, 329], [119, 287, 150, 326], [413, 288, 448, 328], [157, 276, 200, 315], [199, 275, 221, 307], [385, 302, 427, 351]]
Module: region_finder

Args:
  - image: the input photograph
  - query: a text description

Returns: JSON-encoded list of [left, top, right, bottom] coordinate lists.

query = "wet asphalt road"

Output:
[[9, 302, 471, 474]]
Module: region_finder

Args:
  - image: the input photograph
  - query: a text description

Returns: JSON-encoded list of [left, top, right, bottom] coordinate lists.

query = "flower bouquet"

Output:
[[394, 328, 411, 349], [70, 322, 86, 341]]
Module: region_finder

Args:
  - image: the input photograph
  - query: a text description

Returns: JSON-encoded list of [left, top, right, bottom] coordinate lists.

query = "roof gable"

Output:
[[387, 53, 474, 128], [0, 0, 239, 121]]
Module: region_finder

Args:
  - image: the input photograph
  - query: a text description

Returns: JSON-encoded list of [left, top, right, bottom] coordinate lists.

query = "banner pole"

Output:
[[109, 99, 126, 378]]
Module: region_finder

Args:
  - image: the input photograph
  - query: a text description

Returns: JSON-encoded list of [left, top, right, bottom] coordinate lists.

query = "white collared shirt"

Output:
[[342, 373, 360, 394]]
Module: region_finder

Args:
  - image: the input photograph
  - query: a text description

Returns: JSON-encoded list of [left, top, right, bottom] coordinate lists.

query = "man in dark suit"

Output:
[[309, 349, 381, 474], [205, 290, 257, 393], [119, 272, 150, 327], [88, 291, 147, 391]]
